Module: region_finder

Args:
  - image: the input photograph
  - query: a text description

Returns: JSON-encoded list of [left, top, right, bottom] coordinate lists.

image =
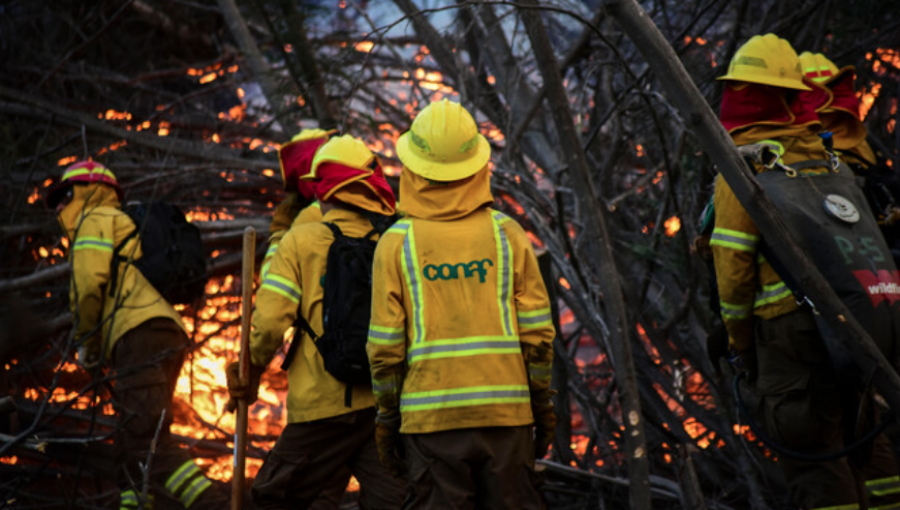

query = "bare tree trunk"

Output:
[[216, 0, 289, 139], [276, 0, 338, 130], [603, 0, 900, 417], [517, 3, 653, 509]]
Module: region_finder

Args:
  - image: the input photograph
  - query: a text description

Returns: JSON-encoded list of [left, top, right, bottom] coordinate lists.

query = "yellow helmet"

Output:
[[309, 134, 376, 178], [290, 128, 336, 143], [799, 52, 847, 84], [718, 34, 811, 91], [396, 99, 490, 182]]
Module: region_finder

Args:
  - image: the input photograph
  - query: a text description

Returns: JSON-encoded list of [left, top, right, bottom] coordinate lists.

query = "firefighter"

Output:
[[258, 127, 354, 509], [261, 128, 334, 279], [367, 99, 556, 509], [799, 51, 900, 261], [713, 35, 900, 509], [226, 135, 406, 509], [46, 161, 228, 510]]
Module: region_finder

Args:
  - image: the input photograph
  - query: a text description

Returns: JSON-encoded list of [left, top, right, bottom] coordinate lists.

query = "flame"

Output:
[[58, 156, 77, 166], [27, 188, 40, 204], [200, 72, 218, 84], [664, 216, 681, 237], [1, 456, 18, 465], [355, 41, 374, 53], [158, 121, 171, 137]]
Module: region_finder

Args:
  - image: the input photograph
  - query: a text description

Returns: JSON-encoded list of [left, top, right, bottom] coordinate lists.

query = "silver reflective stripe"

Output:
[[180, 477, 212, 508], [402, 389, 530, 407], [754, 282, 792, 307], [165, 462, 199, 494], [262, 277, 301, 302], [867, 476, 900, 497], [368, 330, 404, 341], [710, 231, 756, 250], [518, 312, 551, 326], [387, 221, 411, 235], [373, 380, 396, 394], [408, 340, 520, 362], [403, 228, 424, 345], [529, 364, 552, 378], [494, 213, 514, 336], [74, 239, 114, 250]]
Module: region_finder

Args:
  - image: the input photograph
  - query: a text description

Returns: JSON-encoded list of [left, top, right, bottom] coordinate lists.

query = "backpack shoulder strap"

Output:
[[108, 215, 140, 298], [323, 221, 344, 239], [281, 309, 319, 370]]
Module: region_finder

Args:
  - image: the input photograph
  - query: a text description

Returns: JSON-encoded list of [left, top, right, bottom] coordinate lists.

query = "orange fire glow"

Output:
[[663, 216, 681, 237], [58, 156, 77, 167]]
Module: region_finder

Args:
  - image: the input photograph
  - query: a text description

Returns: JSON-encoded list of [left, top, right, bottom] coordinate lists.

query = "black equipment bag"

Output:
[[282, 222, 380, 388], [110, 202, 208, 305], [755, 157, 900, 385]]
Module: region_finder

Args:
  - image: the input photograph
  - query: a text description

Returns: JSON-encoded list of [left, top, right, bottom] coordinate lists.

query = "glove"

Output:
[[270, 192, 305, 234], [76, 342, 101, 370], [532, 391, 557, 459], [374, 410, 406, 478], [225, 361, 264, 412], [727, 346, 758, 382]]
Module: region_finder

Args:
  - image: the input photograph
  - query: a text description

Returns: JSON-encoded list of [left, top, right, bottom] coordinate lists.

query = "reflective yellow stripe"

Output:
[[518, 308, 553, 330], [870, 503, 900, 510], [867, 476, 900, 497], [165, 460, 200, 494], [720, 301, 752, 319], [368, 325, 405, 345], [73, 236, 114, 253], [710, 228, 758, 253], [312, 200, 321, 209], [408, 335, 520, 363], [758, 139, 785, 157], [754, 282, 792, 307], [260, 241, 278, 279], [63, 166, 117, 182], [491, 211, 514, 337], [401, 385, 530, 411], [180, 476, 212, 508], [261, 274, 301, 303], [398, 221, 425, 346], [529, 363, 553, 381], [373, 377, 398, 396]]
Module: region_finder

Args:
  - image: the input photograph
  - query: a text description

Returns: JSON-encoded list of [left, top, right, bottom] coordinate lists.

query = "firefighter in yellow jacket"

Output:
[[226, 136, 405, 509], [367, 99, 556, 509], [260, 128, 333, 279], [713, 35, 900, 509], [47, 161, 227, 510]]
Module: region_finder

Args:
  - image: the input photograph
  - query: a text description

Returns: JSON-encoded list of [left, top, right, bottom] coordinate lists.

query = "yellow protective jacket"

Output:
[[251, 207, 376, 423], [711, 132, 830, 350], [59, 183, 186, 359], [261, 201, 322, 279], [367, 168, 555, 434]]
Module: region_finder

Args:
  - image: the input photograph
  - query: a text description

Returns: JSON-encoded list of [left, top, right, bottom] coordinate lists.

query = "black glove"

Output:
[[374, 410, 406, 478]]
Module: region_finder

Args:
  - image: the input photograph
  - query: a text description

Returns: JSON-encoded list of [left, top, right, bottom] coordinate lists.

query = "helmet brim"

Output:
[[396, 132, 491, 182], [717, 74, 812, 91]]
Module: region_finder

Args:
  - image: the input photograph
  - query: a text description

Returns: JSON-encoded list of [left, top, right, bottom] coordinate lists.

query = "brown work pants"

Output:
[[111, 318, 227, 509], [251, 407, 406, 510], [753, 309, 900, 510], [403, 425, 544, 510]]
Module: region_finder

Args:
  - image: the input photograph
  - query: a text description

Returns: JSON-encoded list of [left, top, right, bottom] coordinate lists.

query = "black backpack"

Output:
[[109, 202, 208, 305], [282, 217, 395, 403]]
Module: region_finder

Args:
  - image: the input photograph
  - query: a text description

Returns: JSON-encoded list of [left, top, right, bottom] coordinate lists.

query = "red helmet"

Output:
[[46, 161, 124, 207]]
